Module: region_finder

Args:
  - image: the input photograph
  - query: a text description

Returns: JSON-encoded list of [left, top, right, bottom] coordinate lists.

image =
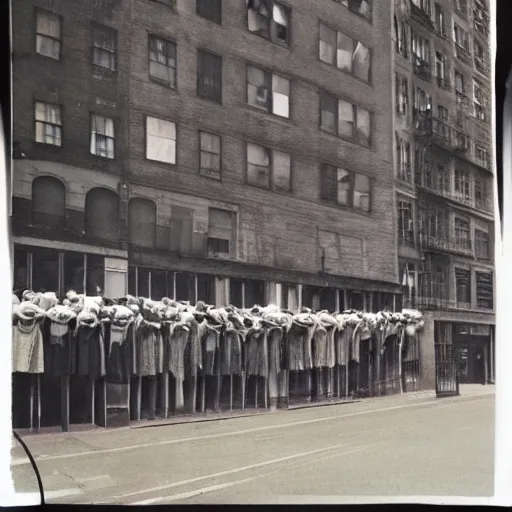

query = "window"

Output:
[[36, 9, 61, 60], [454, 217, 470, 249], [92, 24, 117, 71], [90, 114, 115, 159], [438, 105, 448, 120], [436, 164, 448, 193], [453, 23, 469, 50], [320, 164, 370, 212], [396, 74, 409, 116], [396, 136, 411, 183], [246, 0, 290, 45], [35, 102, 62, 146], [146, 116, 176, 164], [473, 80, 487, 121], [454, 0, 467, 16], [197, 0, 221, 24], [199, 131, 221, 179], [129, 198, 156, 248], [170, 206, 194, 253], [85, 188, 119, 241], [455, 70, 466, 104], [197, 50, 222, 103], [475, 146, 488, 167], [454, 168, 470, 201], [149, 36, 176, 87], [474, 177, 486, 209], [412, 32, 430, 63], [435, 52, 448, 88], [32, 176, 65, 228], [320, 92, 371, 147], [475, 230, 489, 259], [434, 3, 445, 35], [476, 271, 493, 309], [397, 196, 414, 246], [246, 143, 291, 192], [319, 23, 371, 82], [246, 65, 290, 118], [474, 40, 486, 73], [412, 86, 432, 112], [455, 268, 471, 305], [208, 208, 235, 257], [394, 16, 409, 58], [334, 0, 372, 20]]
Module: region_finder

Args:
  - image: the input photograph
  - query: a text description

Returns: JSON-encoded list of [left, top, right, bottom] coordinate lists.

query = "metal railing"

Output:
[[418, 232, 473, 256]]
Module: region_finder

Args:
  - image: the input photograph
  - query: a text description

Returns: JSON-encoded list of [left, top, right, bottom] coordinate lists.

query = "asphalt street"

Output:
[[10, 385, 495, 505]]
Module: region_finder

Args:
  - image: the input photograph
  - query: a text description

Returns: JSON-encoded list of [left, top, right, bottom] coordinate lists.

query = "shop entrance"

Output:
[[453, 324, 489, 385]]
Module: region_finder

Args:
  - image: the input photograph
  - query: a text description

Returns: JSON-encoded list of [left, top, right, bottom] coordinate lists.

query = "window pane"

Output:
[[247, 66, 269, 111], [356, 107, 371, 146], [247, 143, 270, 188], [32, 248, 59, 294], [36, 35, 60, 59], [337, 168, 352, 205], [272, 150, 291, 191], [320, 92, 337, 133], [319, 24, 336, 64], [37, 11, 60, 38], [338, 100, 354, 138], [337, 32, 354, 72], [353, 42, 371, 82], [64, 252, 85, 294], [272, 74, 290, 118], [353, 173, 370, 211], [200, 132, 220, 153]]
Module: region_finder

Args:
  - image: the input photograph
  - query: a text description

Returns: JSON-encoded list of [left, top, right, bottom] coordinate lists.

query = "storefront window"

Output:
[[348, 291, 364, 310], [86, 254, 104, 296], [244, 279, 265, 308], [137, 267, 150, 298], [229, 278, 243, 307], [13, 248, 29, 293], [151, 269, 167, 300], [32, 248, 59, 293], [319, 288, 336, 311], [175, 272, 195, 302], [197, 274, 215, 305], [64, 252, 85, 294], [128, 266, 137, 295]]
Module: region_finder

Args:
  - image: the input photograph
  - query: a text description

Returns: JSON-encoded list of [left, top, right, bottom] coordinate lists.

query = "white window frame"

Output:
[[199, 131, 221, 179]]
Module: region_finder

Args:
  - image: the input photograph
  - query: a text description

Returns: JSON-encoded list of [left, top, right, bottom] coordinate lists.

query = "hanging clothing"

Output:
[[167, 322, 190, 382], [106, 322, 132, 384], [75, 324, 106, 379], [245, 328, 268, 378], [12, 321, 44, 374], [313, 324, 328, 368], [201, 324, 222, 376], [335, 325, 352, 366], [220, 325, 243, 376], [136, 319, 161, 377], [352, 324, 361, 364], [267, 327, 285, 399]]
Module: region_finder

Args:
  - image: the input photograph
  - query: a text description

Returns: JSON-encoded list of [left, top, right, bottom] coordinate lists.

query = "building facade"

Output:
[[11, 0, 401, 317], [393, 0, 495, 383]]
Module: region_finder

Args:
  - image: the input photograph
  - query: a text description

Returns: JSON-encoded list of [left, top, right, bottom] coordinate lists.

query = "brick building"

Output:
[[393, 0, 495, 383], [11, 0, 401, 315]]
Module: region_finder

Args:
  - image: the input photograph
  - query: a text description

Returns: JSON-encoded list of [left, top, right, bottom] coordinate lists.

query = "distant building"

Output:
[[393, 0, 494, 384]]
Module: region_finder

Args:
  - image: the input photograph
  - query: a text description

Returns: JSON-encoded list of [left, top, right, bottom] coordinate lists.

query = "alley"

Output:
[[11, 386, 495, 505]]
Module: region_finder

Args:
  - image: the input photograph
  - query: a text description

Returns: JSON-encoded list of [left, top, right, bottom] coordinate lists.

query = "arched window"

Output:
[[85, 187, 120, 241], [32, 176, 65, 227], [128, 198, 156, 248]]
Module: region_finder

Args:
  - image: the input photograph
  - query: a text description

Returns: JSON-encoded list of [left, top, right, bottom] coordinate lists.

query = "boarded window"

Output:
[[129, 198, 156, 248], [36, 9, 61, 60], [146, 116, 176, 164], [85, 188, 119, 241], [170, 205, 194, 253], [32, 176, 65, 228], [197, 50, 222, 103]]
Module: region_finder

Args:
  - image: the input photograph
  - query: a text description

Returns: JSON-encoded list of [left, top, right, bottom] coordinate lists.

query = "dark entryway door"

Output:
[[455, 341, 486, 384], [434, 344, 459, 397]]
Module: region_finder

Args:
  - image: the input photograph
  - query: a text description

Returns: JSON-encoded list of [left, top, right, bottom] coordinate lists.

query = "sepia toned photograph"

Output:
[[4, 0, 503, 505]]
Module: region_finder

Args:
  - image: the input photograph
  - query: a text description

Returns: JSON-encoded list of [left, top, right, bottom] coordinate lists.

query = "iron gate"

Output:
[[434, 344, 460, 397]]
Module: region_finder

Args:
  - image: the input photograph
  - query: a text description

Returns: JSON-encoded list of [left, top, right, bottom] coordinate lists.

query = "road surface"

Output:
[[10, 385, 494, 504]]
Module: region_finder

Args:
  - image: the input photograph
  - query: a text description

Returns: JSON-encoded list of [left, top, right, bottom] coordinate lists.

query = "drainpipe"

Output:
[[398, 326, 405, 394]]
